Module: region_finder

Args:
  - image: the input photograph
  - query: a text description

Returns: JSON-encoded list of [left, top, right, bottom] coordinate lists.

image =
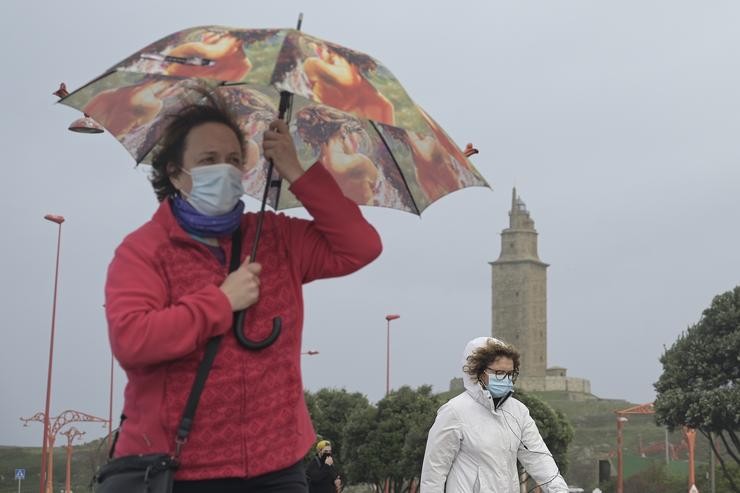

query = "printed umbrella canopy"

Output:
[[59, 24, 489, 215], [58, 24, 490, 349]]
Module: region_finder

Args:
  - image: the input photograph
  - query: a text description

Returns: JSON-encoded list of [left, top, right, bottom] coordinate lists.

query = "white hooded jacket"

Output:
[[420, 337, 569, 493]]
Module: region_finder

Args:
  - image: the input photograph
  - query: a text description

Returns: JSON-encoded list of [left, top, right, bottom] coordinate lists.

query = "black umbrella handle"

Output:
[[233, 91, 292, 350], [233, 312, 282, 350]]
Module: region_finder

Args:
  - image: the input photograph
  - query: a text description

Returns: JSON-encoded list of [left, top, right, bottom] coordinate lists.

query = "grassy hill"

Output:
[[0, 439, 107, 493]]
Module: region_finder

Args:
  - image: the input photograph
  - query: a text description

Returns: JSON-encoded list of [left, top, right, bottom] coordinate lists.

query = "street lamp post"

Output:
[[616, 416, 628, 493], [39, 214, 64, 493], [108, 353, 114, 449], [614, 402, 654, 493], [710, 431, 716, 493], [683, 427, 697, 493], [385, 314, 400, 396]]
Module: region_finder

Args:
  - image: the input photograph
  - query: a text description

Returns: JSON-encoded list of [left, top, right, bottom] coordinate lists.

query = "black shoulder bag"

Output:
[[93, 228, 243, 493]]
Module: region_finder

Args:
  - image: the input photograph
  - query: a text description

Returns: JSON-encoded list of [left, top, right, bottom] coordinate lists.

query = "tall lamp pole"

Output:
[[616, 416, 628, 493], [39, 214, 64, 493], [108, 353, 114, 449], [385, 314, 400, 396], [614, 402, 654, 493], [384, 313, 401, 493], [684, 426, 697, 493]]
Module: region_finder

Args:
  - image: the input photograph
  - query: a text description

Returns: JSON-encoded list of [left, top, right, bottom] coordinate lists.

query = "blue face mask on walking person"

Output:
[[487, 376, 513, 398]]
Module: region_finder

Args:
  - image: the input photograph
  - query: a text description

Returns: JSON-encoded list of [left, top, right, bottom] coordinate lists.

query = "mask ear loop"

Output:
[[177, 170, 192, 199], [478, 374, 487, 388], [168, 165, 190, 199]]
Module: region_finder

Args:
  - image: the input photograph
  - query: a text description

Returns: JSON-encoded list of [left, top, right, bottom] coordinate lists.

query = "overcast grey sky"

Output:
[[2, 1, 739, 446]]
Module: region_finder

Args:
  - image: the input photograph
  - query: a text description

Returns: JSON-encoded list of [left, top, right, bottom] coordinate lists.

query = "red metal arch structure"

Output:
[[21, 409, 108, 493], [615, 403, 655, 493]]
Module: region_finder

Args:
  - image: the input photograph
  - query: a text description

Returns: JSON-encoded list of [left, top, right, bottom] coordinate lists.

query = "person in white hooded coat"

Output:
[[420, 337, 569, 493]]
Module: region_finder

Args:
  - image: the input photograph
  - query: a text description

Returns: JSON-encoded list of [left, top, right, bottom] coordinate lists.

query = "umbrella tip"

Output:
[[296, 13, 303, 31], [53, 82, 69, 100], [463, 143, 479, 157]]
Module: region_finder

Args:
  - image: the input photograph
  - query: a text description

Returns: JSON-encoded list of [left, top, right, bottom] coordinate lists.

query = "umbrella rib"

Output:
[[134, 140, 159, 166], [369, 120, 421, 216]]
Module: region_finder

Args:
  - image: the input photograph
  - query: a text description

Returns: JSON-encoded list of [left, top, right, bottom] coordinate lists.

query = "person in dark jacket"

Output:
[[306, 440, 341, 493]]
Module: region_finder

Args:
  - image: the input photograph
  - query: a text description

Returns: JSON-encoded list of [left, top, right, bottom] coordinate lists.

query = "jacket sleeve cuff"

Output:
[[198, 284, 234, 341]]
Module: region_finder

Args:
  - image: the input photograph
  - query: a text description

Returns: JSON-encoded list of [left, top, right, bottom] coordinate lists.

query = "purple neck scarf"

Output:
[[170, 196, 244, 238]]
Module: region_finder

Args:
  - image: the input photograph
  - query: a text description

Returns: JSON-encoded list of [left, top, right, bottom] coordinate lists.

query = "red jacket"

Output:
[[105, 164, 381, 480]]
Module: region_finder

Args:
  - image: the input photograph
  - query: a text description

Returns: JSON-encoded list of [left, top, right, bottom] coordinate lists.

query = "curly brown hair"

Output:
[[149, 88, 245, 201], [463, 339, 521, 380]]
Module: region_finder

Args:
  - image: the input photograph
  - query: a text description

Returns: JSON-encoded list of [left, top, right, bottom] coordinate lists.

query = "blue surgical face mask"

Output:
[[182, 164, 244, 216], [487, 376, 513, 398]]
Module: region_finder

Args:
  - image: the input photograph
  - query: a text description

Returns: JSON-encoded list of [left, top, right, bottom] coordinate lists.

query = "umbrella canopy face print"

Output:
[[60, 25, 489, 214]]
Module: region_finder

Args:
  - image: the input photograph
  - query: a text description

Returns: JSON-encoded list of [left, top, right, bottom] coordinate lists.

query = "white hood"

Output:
[[460, 336, 505, 393]]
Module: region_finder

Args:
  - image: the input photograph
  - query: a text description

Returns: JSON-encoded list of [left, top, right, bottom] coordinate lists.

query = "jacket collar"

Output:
[[467, 383, 514, 414], [152, 199, 193, 243], [493, 390, 513, 410]]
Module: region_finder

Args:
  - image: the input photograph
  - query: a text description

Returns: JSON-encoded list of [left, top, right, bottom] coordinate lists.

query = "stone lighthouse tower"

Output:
[[490, 189, 548, 390]]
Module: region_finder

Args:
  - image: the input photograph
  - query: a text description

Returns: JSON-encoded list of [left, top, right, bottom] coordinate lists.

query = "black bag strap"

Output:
[[106, 414, 126, 459], [174, 226, 243, 457]]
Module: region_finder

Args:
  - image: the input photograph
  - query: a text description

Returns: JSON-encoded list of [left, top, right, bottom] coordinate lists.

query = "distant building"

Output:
[[490, 189, 591, 394]]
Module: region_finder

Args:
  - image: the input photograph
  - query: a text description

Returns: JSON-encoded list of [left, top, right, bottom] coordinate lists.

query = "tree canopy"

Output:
[[654, 286, 740, 492], [305, 387, 371, 461], [340, 385, 442, 492]]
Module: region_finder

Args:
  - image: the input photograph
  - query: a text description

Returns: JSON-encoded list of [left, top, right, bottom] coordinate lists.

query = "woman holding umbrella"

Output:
[[104, 91, 382, 492]]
